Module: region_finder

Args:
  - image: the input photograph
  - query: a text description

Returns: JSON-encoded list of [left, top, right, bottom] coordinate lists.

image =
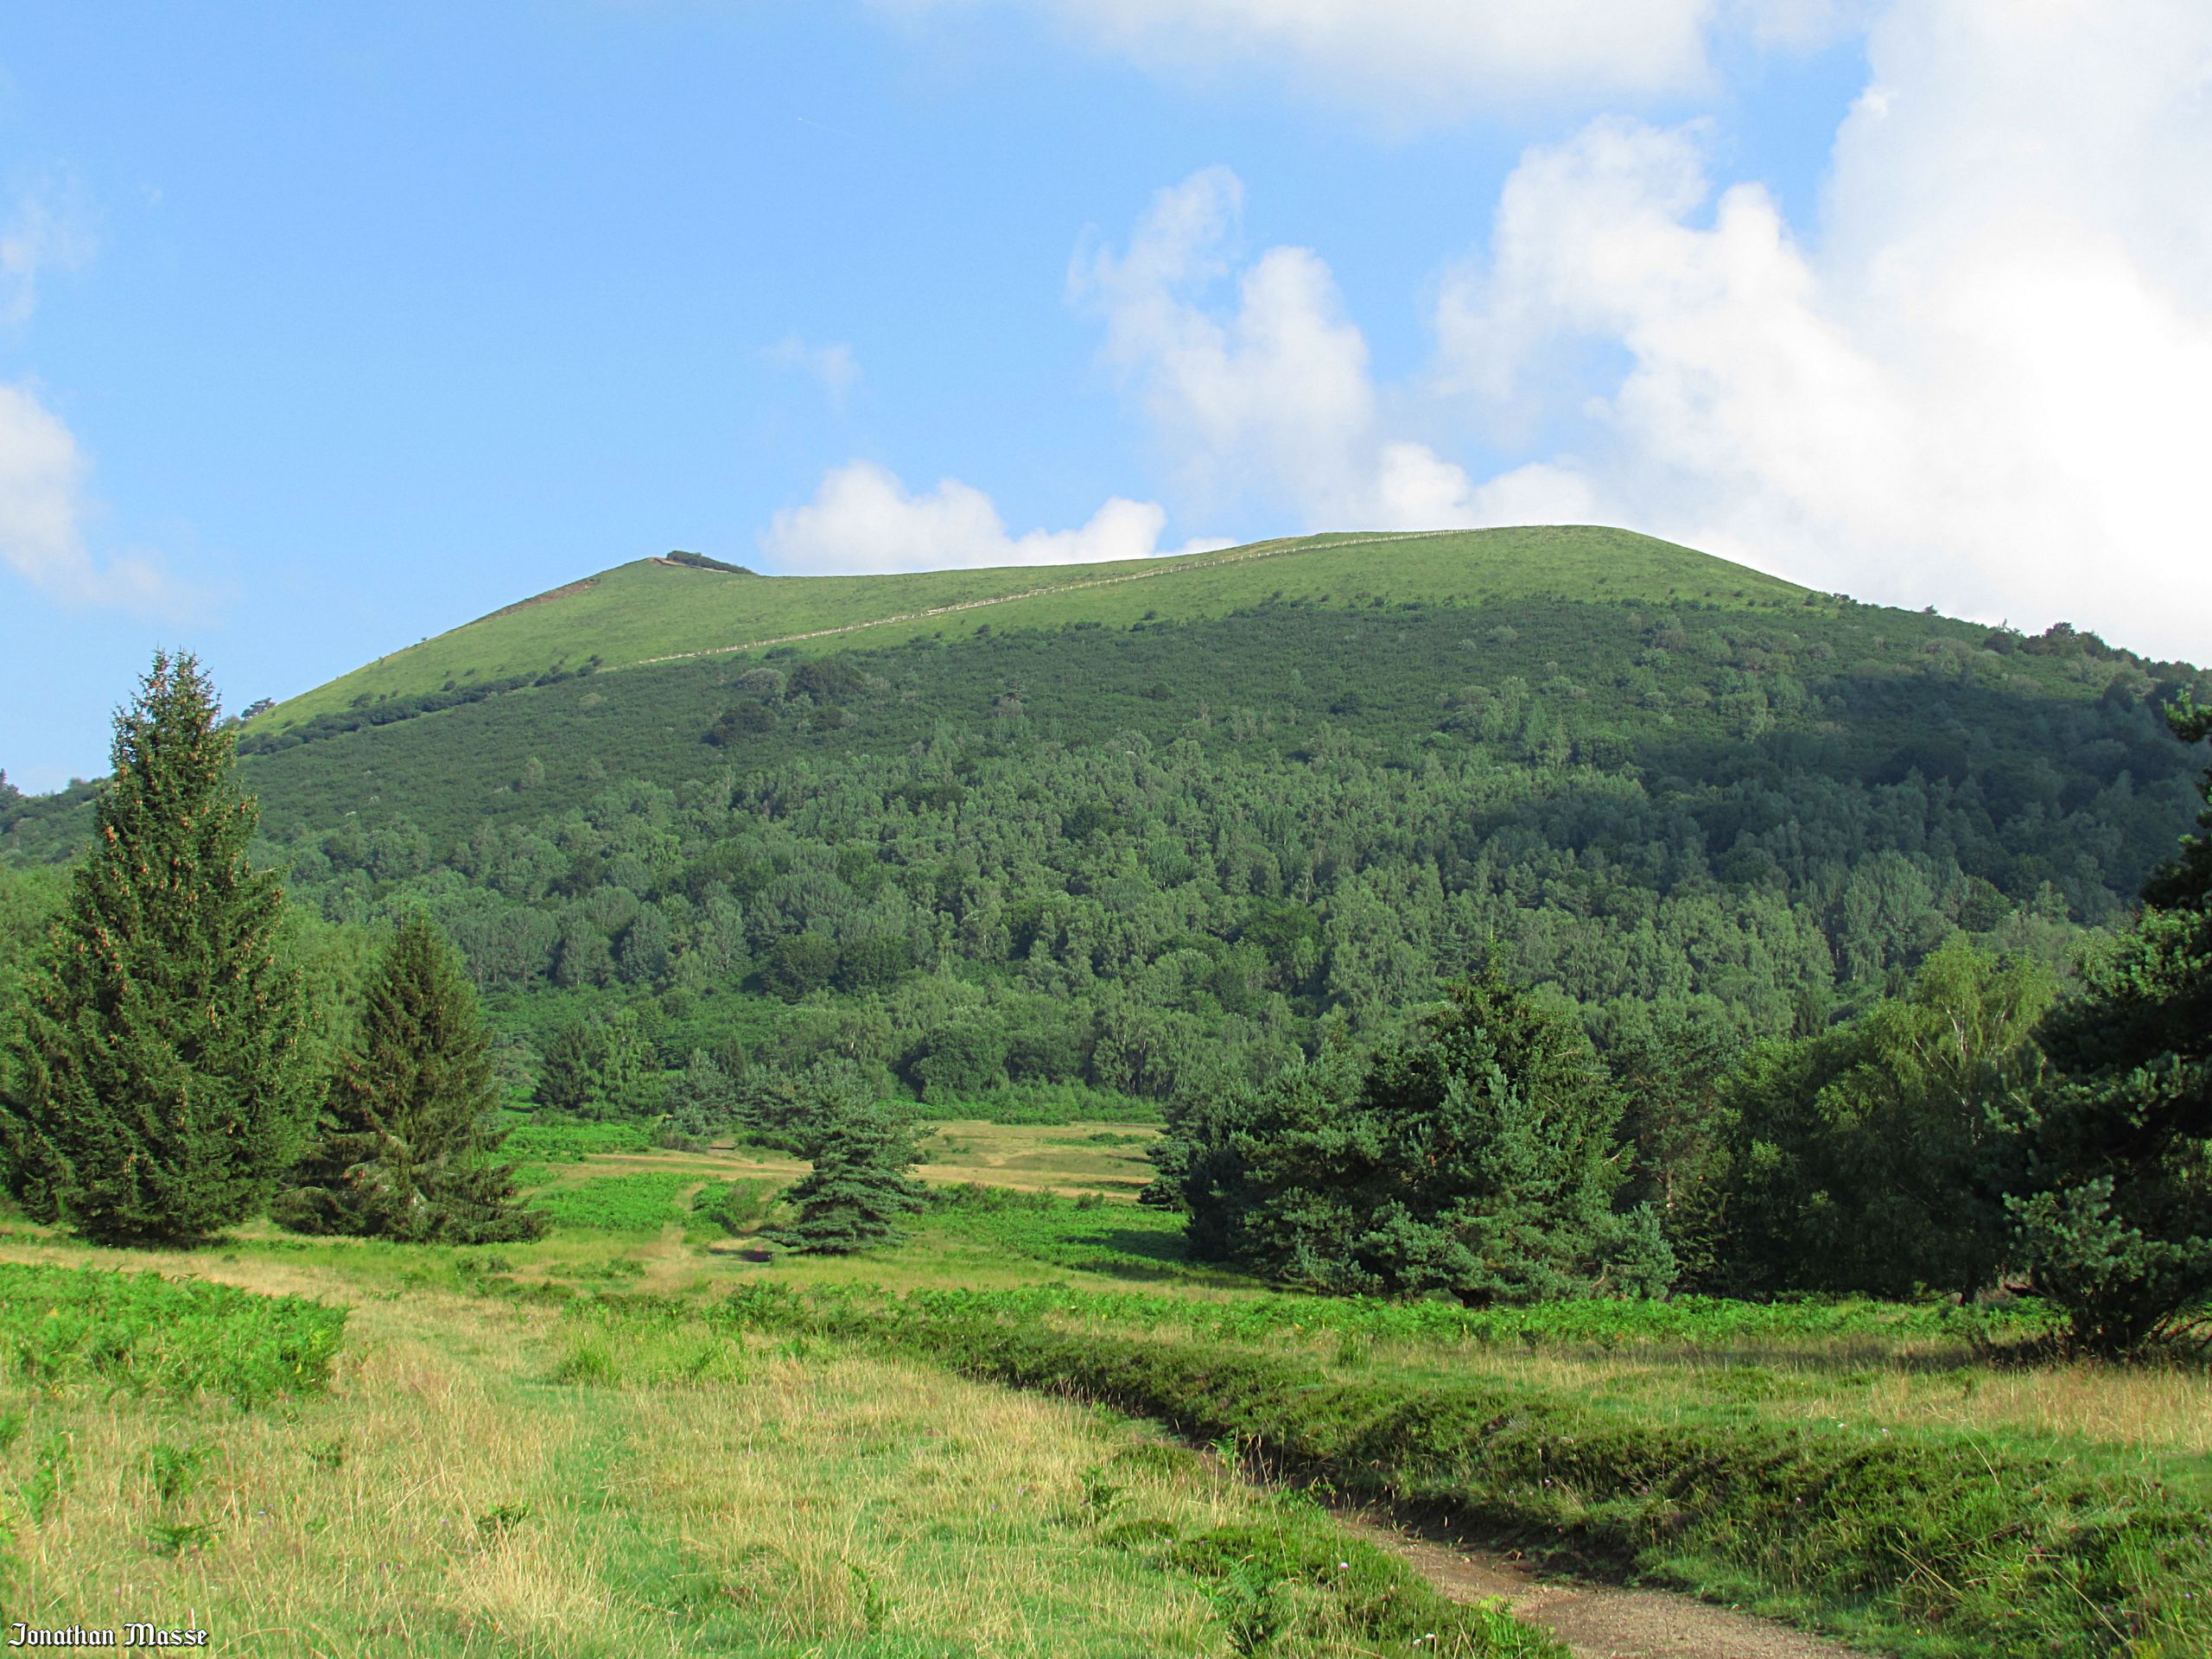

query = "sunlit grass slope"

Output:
[[269, 526, 1805, 728], [0, 1217, 1549, 1659]]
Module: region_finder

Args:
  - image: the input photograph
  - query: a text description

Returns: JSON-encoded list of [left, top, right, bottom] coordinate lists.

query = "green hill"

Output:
[[5, 521, 2208, 1135], [265, 527, 1801, 728]]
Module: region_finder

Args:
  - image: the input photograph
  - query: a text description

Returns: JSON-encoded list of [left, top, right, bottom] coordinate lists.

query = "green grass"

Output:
[[501, 1116, 655, 1164], [263, 527, 1805, 728], [531, 1172, 698, 1233], [0, 1261, 346, 1407], [857, 1278, 2060, 1356], [548, 1293, 1556, 1659], [716, 1282, 2212, 1659], [919, 1185, 1197, 1277], [0, 1225, 1560, 1657], [5, 1141, 2207, 1656]]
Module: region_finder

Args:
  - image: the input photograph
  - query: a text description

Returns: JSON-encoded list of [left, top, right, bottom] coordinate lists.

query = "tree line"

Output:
[[1146, 697, 2212, 1353], [0, 655, 925, 1257], [2, 652, 2207, 1344]]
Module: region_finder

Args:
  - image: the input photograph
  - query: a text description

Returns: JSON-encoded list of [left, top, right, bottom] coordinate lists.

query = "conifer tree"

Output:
[[768, 1065, 926, 1254], [2013, 698, 2212, 1352], [658, 1047, 737, 1148], [1152, 969, 1674, 1302], [276, 912, 544, 1243], [0, 652, 315, 1244]]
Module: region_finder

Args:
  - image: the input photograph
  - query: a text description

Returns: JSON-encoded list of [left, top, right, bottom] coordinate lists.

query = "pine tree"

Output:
[[1152, 970, 1674, 1302], [768, 1065, 926, 1254], [2013, 698, 2212, 1353], [532, 1017, 602, 1115], [275, 912, 544, 1243], [658, 1048, 737, 1149], [0, 652, 315, 1245]]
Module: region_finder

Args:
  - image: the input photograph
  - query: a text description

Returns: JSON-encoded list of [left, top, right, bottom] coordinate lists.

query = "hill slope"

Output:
[[6, 522, 2208, 1133], [265, 527, 1802, 728]]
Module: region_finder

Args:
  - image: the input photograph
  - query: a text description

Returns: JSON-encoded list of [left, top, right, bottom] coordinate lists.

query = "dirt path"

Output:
[[1334, 1513, 1861, 1659]]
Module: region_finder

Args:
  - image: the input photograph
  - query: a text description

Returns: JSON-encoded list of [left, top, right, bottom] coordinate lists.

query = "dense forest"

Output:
[[5, 534, 2212, 1325], [7, 576, 2208, 1122]]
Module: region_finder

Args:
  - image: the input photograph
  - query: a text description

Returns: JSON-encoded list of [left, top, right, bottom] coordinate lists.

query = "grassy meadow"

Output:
[[3, 1128, 2208, 1658], [264, 527, 1802, 728]]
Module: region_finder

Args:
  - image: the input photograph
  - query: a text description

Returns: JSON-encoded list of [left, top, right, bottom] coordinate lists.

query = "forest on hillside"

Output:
[[6, 594, 2207, 1116], [3, 580, 2211, 1325]]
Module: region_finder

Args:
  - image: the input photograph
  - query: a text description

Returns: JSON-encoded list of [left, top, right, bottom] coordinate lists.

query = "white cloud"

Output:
[[1432, 0, 2212, 661], [876, 0, 1720, 116], [766, 335, 861, 405], [1729, 0, 1874, 52], [762, 458, 1217, 575], [0, 382, 193, 613], [1, 174, 96, 327], [1072, 166, 1540, 533]]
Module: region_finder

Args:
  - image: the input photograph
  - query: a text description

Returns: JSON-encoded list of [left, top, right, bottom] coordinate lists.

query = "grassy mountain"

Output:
[[4, 523, 2207, 1128], [263, 527, 1799, 728]]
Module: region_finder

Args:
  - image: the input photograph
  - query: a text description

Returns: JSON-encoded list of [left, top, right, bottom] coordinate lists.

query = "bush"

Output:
[[691, 1179, 776, 1236]]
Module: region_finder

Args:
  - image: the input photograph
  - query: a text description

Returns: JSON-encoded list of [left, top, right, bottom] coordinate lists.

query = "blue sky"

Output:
[[5, 2, 2209, 791]]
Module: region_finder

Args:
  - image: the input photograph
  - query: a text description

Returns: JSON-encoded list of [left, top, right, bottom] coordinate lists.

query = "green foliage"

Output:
[[1, 540, 2179, 1167], [531, 1007, 658, 1118], [531, 1171, 696, 1232], [794, 1280, 2056, 1352], [0, 653, 317, 1245], [768, 1067, 928, 1254], [177, 585, 2196, 1141], [759, 931, 837, 1001], [1155, 972, 1673, 1302], [721, 1285, 2209, 1659], [690, 1177, 775, 1236], [2014, 699, 2212, 1353], [658, 1046, 738, 1147], [275, 912, 546, 1243], [1604, 1003, 1743, 1281], [498, 1114, 652, 1163], [924, 1185, 1191, 1274], [0, 1262, 346, 1406], [1718, 938, 2057, 1298]]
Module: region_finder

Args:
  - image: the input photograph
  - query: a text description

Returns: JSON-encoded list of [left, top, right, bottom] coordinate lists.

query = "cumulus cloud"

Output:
[[875, 0, 1719, 117], [762, 458, 1218, 575], [1432, 0, 2212, 659], [766, 335, 861, 405], [1072, 166, 1524, 531], [0, 383, 194, 614]]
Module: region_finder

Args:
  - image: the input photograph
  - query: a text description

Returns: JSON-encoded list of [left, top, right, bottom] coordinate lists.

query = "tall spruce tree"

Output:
[[768, 1065, 926, 1254], [2012, 697, 2212, 1353], [0, 652, 315, 1244], [276, 912, 544, 1243]]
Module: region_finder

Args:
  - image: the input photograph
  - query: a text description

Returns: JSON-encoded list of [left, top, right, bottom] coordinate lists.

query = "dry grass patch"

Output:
[[619, 1348, 1240, 1655]]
